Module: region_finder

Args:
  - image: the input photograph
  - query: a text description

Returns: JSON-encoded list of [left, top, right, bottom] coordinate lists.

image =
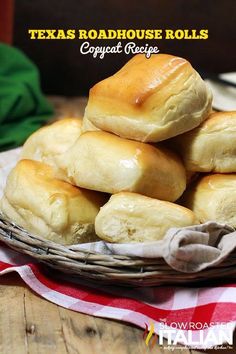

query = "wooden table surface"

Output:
[[1, 273, 235, 354], [0, 97, 234, 354]]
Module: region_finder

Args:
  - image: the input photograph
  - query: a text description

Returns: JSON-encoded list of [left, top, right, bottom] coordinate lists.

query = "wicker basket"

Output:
[[1, 215, 236, 286]]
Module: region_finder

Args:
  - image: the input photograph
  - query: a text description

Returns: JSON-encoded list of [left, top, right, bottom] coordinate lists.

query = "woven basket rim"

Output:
[[1, 214, 236, 286]]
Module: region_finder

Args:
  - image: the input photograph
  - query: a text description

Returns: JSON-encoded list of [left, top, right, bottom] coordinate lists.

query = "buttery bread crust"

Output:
[[82, 115, 100, 132], [84, 54, 212, 142], [181, 173, 236, 227], [0, 160, 107, 245], [21, 118, 83, 178], [95, 192, 198, 243], [172, 111, 236, 173], [61, 131, 187, 202]]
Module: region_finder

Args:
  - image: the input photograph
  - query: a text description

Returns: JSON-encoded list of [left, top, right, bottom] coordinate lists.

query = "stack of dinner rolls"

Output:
[[172, 111, 236, 227], [2, 52, 233, 246]]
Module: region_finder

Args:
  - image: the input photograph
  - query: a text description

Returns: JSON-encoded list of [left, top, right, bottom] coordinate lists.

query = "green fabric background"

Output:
[[0, 43, 53, 151]]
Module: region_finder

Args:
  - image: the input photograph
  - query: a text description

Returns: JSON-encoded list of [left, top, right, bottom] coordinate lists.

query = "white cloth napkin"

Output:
[[72, 222, 236, 273]]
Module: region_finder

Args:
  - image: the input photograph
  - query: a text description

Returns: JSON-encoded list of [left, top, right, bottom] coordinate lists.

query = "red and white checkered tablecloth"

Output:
[[0, 242, 236, 349]]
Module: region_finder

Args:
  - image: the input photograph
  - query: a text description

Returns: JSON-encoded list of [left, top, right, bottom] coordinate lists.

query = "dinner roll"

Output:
[[82, 115, 100, 132], [95, 192, 198, 243], [61, 131, 186, 202], [172, 111, 236, 172], [181, 174, 236, 227], [0, 160, 107, 245], [21, 118, 82, 178], [84, 54, 212, 142]]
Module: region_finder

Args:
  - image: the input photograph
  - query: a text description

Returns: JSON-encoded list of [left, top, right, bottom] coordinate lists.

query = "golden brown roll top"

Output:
[[62, 131, 187, 201], [84, 54, 212, 142], [21, 118, 83, 178], [181, 173, 236, 227], [172, 111, 236, 173], [95, 192, 198, 243], [0, 160, 107, 245]]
